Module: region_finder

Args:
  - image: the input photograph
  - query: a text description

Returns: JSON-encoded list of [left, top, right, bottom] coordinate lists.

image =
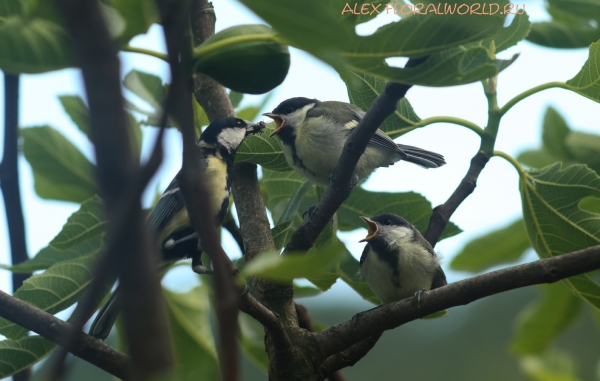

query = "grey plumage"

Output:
[[359, 213, 446, 304], [265, 98, 445, 187]]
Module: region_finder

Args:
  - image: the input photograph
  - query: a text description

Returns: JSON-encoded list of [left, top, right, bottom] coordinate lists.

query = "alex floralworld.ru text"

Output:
[[341, 3, 526, 15]]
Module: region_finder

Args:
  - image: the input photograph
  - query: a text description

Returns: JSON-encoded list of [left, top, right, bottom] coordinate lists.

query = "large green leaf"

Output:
[[343, 71, 421, 138], [123, 69, 166, 112], [337, 187, 461, 240], [542, 107, 571, 161], [21, 126, 96, 203], [164, 286, 220, 381], [520, 164, 600, 309], [565, 132, 600, 173], [0, 16, 73, 73], [3, 235, 104, 273], [518, 149, 562, 170], [0, 336, 56, 379], [528, 21, 600, 49], [520, 350, 583, 381], [451, 219, 530, 273], [565, 40, 600, 103], [58, 95, 90, 136], [194, 25, 290, 94], [111, 0, 157, 44], [0, 256, 100, 339], [236, 122, 291, 172], [512, 283, 581, 355], [50, 196, 104, 249], [0, 0, 21, 17]]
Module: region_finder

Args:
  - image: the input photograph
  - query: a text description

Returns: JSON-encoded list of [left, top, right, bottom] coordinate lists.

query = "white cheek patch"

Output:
[[380, 226, 413, 248], [284, 103, 316, 126], [217, 128, 246, 151]]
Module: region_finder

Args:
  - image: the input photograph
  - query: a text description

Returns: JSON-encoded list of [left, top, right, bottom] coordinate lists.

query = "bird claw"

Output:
[[192, 255, 213, 275], [414, 289, 427, 308], [351, 312, 363, 323]]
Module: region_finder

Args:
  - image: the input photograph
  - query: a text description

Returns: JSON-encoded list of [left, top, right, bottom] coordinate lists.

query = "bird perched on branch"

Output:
[[89, 117, 265, 340], [264, 97, 445, 187], [359, 213, 446, 304]]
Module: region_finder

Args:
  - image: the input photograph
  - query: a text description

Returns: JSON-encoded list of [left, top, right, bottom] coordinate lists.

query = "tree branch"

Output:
[[1, 73, 31, 294], [53, 0, 173, 379], [314, 245, 600, 359], [158, 1, 242, 380], [424, 152, 489, 246], [318, 334, 381, 379], [0, 290, 130, 379]]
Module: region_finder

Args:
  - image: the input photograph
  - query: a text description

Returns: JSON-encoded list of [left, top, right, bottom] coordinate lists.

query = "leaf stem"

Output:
[[493, 150, 525, 176], [499, 82, 569, 116], [193, 34, 287, 61], [413, 116, 485, 137], [122, 45, 168, 62]]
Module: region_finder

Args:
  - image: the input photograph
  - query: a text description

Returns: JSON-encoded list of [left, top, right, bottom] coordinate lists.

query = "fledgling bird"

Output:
[[89, 117, 265, 340], [359, 213, 446, 304], [264, 98, 445, 187]]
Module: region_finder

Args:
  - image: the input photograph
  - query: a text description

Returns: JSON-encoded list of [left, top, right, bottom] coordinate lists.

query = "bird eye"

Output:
[[236, 120, 242, 126], [285, 107, 293, 114], [384, 220, 391, 226]]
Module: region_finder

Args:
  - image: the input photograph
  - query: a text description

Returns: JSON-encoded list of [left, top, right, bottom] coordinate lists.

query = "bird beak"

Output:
[[262, 113, 286, 137], [359, 217, 379, 242], [245, 121, 266, 136]]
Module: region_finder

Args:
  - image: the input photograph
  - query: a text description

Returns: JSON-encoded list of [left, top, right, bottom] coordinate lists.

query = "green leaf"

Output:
[[0, 16, 73, 73], [50, 196, 105, 249], [520, 164, 600, 309], [547, 0, 600, 21], [520, 349, 583, 381], [0, 256, 100, 339], [229, 91, 244, 109], [565, 40, 600, 103], [271, 221, 294, 251], [512, 283, 581, 355], [21, 126, 96, 203], [0, 336, 56, 379], [58, 95, 90, 136], [123, 69, 167, 111], [238, 313, 268, 372], [111, 0, 157, 44], [236, 91, 273, 122], [241, 239, 344, 283], [343, 70, 421, 139], [277, 180, 313, 224], [528, 21, 600, 49], [451, 219, 530, 272], [293, 283, 322, 298], [518, 149, 562, 169], [337, 187, 461, 240], [478, 12, 531, 54], [565, 132, 600, 173], [579, 196, 600, 214], [164, 286, 220, 381], [0, 0, 22, 17], [194, 25, 290, 94], [3, 235, 104, 273], [236, 122, 291, 172], [542, 107, 571, 161], [348, 45, 517, 87]]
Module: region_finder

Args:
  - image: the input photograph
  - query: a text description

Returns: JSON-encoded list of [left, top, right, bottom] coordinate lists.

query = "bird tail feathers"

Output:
[[397, 144, 446, 168]]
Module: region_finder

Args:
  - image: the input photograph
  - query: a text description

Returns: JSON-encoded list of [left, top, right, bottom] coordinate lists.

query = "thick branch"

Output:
[[240, 295, 293, 353], [318, 334, 381, 379], [0, 290, 130, 379], [424, 152, 489, 246], [53, 0, 172, 379], [159, 1, 241, 380], [314, 245, 600, 358]]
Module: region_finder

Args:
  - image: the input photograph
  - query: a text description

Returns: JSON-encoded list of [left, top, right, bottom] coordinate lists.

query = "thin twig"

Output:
[[313, 244, 600, 359], [424, 152, 489, 246], [319, 334, 382, 380], [0, 290, 130, 379]]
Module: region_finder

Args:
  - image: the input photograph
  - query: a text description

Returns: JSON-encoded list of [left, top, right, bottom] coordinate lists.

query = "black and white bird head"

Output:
[[359, 213, 417, 249], [263, 97, 318, 137], [200, 117, 265, 153]]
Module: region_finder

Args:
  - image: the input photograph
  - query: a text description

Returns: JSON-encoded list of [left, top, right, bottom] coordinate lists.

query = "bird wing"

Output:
[[310, 101, 407, 157], [359, 244, 370, 266], [147, 176, 186, 234], [430, 266, 447, 289]]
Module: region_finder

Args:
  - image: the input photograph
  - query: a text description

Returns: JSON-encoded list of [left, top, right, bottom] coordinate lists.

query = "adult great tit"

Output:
[[359, 213, 446, 304], [264, 98, 445, 187], [89, 117, 265, 340]]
